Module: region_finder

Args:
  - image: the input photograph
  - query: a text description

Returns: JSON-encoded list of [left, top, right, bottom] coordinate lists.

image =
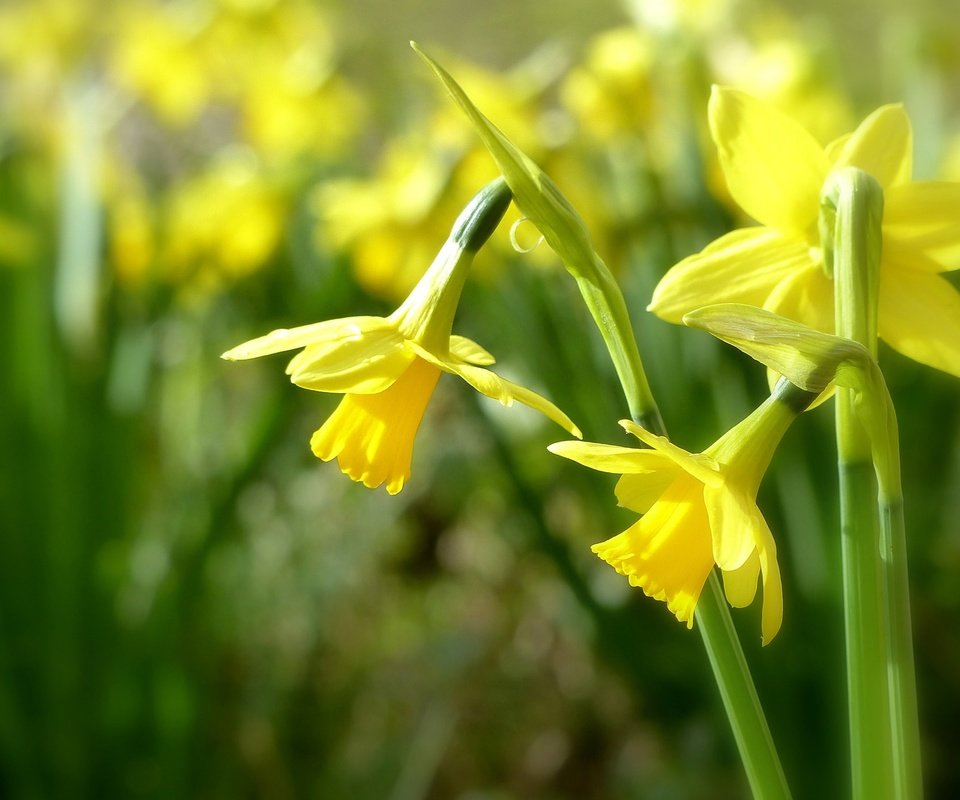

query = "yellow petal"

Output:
[[414, 344, 582, 437], [449, 335, 497, 365], [619, 421, 723, 488], [709, 86, 828, 234], [714, 489, 783, 644], [649, 228, 814, 324], [615, 471, 680, 514], [287, 331, 413, 395], [756, 520, 783, 645], [309, 357, 441, 494], [830, 104, 912, 189], [703, 485, 760, 571], [222, 315, 390, 360], [592, 475, 715, 627], [884, 182, 960, 268], [721, 549, 760, 608], [763, 261, 836, 334], [547, 440, 675, 474], [878, 268, 960, 377]]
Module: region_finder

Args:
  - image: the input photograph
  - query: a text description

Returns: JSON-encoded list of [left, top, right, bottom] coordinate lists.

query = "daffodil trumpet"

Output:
[[223, 177, 580, 494]]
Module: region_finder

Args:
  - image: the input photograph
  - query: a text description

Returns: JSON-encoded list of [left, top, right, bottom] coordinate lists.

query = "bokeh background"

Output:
[[2, 0, 959, 797]]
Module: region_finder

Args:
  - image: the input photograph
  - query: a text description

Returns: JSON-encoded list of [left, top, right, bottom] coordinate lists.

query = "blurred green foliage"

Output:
[[1, 0, 959, 798]]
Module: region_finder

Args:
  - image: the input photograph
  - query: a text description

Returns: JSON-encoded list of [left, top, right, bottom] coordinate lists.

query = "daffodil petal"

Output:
[[310, 358, 441, 494], [703, 485, 759, 571], [547, 441, 675, 474], [222, 316, 390, 360], [884, 182, 960, 268], [288, 331, 413, 395], [649, 228, 814, 324], [878, 268, 960, 377], [764, 261, 836, 334], [592, 475, 715, 627], [413, 344, 582, 437], [619, 421, 723, 487], [721, 549, 760, 607], [615, 471, 681, 514], [709, 86, 828, 233], [756, 519, 783, 645], [831, 104, 912, 189], [449, 335, 496, 365], [824, 132, 851, 164]]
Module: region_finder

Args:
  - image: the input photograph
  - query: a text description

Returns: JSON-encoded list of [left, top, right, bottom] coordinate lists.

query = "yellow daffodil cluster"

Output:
[[0, 0, 364, 297]]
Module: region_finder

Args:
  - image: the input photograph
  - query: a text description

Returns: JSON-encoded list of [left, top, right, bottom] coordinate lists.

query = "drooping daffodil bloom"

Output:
[[550, 379, 816, 644], [223, 178, 580, 494], [650, 86, 960, 378]]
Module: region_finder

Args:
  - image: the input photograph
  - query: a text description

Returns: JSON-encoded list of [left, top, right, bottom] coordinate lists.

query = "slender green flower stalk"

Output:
[[412, 42, 662, 433], [414, 43, 791, 798], [823, 167, 921, 799]]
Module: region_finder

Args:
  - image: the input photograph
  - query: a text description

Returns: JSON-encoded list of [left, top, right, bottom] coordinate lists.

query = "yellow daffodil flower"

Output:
[[650, 87, 960, 378], [224, 179, 580, 494], [550, 381, 814, 644]]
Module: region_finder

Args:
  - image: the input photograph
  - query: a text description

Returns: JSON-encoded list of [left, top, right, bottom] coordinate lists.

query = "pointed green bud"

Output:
[[412, 42, 663, 431], [412, 42, 597, 279]]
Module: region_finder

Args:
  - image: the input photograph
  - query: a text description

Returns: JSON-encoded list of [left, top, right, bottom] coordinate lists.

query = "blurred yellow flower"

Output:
[[650, 87, 960, 377], [109, 3, 211, 126], [162, 151, 284, 292], [225, 180, 580, 494], [551, 383, 810, 644], [312, 51, 562, 301], [560, 27, 655, 142]]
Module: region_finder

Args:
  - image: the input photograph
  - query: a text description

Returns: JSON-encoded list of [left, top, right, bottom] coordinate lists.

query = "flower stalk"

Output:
[[824, 167, 921, 798], [414, 46, 792, 796]]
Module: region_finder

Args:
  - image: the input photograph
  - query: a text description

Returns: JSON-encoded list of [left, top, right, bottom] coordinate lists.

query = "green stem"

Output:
[[825, 166, 920, 797], [880, 494, 922, 797], [696, 576, 791, 799], [414, 47, 787, 791], [837, 457, 892, 797], [572, 234, 789, 800]]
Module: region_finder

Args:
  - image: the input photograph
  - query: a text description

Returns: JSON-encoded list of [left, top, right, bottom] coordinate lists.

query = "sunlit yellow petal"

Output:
[[309, 357, 441, 494], [830, 104, 912, 189], [592, 476, 714, 627], [649, 228, 814, 323], [703, 485, 758, 571], [548, 441, 675, 474], [878, 268, 960, 377], [722, 550, 760, 608], [619, 421, 723, 488], [755, 520, 784, 645], [449, 335, 496, 365], [287, 333, 413, 395], [615, 471, 681, 514], [222, 316, 391, 360], [709, 86, 828, 233], [884, 182, 960, 268], [413, 344, 582, 437], [824, 132, 851, 164], [764, 261, 836, 334]]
